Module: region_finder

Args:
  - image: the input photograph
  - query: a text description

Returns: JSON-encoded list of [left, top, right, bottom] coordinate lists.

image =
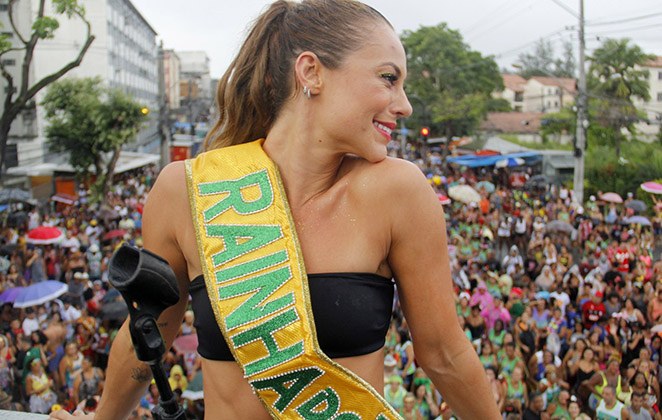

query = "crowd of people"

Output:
[[0, 146, 660, 419], [381, 145, 661, 419]]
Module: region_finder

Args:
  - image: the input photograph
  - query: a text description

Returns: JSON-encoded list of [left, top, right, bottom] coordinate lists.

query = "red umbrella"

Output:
[[27, 226, 64, 245], [103, 229, 127, 241], [173, 334, 198, 354], [436, 193, 451, 205]]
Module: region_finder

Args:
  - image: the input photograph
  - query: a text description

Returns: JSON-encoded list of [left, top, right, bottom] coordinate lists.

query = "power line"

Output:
[[586, 11, 662, 27], [548, 0, 578, 18], [586, 22, 662, 37], [492, 28, 572, 60], [467, 1, 536, 43], [462, 0, 520, 36]]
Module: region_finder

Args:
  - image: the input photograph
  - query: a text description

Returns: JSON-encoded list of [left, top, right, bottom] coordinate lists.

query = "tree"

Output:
[[515, 39, 575, 78], [587, 38, 652, 157], [400, 23, 502, 155], [0, 0, 95, 176], [42, 77, 148, 203]]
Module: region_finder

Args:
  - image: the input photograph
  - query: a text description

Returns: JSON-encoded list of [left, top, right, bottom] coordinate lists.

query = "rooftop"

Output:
[[480, 112, 543, 134]]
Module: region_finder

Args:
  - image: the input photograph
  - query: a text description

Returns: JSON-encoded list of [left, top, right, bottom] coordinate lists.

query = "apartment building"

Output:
[[0, 0, 159, 171]]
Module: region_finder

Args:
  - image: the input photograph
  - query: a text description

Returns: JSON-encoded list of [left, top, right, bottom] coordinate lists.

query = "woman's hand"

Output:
[[49, 409, 94, 419]]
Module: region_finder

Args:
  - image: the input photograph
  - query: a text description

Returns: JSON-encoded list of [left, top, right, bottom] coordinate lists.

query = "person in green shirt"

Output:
[[548, 390, 571, 419]]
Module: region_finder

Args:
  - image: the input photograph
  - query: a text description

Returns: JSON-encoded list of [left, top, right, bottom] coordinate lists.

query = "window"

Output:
[[0, 4, 8, 11], [658, 71, 662, 80], [1, 59, 16, 66], [515, 92, 524, 102], [657, 92, 662, 102]]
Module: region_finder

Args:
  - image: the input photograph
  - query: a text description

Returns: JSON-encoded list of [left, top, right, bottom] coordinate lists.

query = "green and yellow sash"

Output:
[[186, 139, 400, 419]]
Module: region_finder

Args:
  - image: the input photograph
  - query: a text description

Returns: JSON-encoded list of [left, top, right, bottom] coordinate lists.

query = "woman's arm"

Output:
[[385, 161, 500, 419], [50, 163, 192, 420], [94, 163, 191, 419]]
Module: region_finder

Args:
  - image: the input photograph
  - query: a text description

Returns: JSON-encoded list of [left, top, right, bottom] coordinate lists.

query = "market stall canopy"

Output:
[[447, 151, 541, 168]]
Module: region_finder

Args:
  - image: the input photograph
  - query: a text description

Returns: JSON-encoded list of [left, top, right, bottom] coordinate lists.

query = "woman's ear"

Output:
[[294, 51, 322, 95]]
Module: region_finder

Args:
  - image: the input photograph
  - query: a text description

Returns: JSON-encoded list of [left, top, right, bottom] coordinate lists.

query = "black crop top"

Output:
[[189, 273, 394, 360]]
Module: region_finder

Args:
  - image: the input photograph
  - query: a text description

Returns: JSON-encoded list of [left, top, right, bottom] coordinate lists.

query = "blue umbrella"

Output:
[[476, 181, 495, 193], [626, 215, 651, 226], [13, 280, 68, 308], [0, 287, 25, 304]]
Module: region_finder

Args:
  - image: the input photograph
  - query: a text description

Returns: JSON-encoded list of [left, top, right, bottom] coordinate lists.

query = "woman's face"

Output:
[[415, 385, 426, 398], [512, 367, 522, 381], [582, 348, 594, 361], [568, 401, 580, 417], [315, 23, 412, 163], [66, 343, 78, 356], [625, 299, 634, 310]]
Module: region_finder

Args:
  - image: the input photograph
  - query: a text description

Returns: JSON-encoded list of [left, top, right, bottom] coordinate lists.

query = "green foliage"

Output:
[[42, 77, 147, 201], [32, 17, 60, 39], [486, 98, 512, 112], [401, 23, 502, 138], [0, 33, 11, 54], [587, 38, 653, 157], [584, 141, 662, 198], [52, 0, 86, 17], [515, 39, 575, 78], [499, 134, 572, 151], [540, 107, 576, 141]]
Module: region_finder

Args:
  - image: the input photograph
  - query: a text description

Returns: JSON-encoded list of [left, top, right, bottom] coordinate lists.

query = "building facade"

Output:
[[163, 49, 181, 110], [175, 50, 212, 131], [0, 0, 159, 172], [494, 74, 576, 114], [634, 56, 662, 140]]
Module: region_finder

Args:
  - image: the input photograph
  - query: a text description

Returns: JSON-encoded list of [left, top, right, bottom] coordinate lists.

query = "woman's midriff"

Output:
[[200, 348, 386, 419]]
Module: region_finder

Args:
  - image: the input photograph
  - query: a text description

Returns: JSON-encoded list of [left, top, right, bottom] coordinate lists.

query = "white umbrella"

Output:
[[448, 185, 481, 204], [495, 157, 525, 168]]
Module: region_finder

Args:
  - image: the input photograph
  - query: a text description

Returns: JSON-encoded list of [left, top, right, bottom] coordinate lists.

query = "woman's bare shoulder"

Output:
[[347, 156, 429, 194], [144, 161, 188, 209]]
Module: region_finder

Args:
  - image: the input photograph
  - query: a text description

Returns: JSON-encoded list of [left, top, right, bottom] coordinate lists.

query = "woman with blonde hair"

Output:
[[51, 1, 498, 418]]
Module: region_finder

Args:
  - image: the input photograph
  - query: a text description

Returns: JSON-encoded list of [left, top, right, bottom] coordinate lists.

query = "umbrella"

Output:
[[475, 181, 495, 193], [599, 192, 623, 204], [625, 200, 647, 213], [173, 333, 199, 354], [99, 300, 129, 321], [103, 229, 127, 241], [641, 181, 662, 194], [26, 226, 64, 245], [0, 188, 32, 205], [436, 193, 451, 205], [545, 220, 574, 234], [626, 215, 651, 226], [13, 280, 68, 308], [51, 193, 77, 206], [0, 287, 25, 304], [448, 185, 481, 204], [526, 174, 551, 189], [495, 157, 525, 168]]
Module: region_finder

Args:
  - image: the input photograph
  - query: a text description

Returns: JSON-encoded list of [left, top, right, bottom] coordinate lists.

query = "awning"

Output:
[[447, 151, 541, 168]]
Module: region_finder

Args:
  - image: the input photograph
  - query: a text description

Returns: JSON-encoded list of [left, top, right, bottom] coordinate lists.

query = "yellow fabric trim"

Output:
[[187, 139, 400, 419]]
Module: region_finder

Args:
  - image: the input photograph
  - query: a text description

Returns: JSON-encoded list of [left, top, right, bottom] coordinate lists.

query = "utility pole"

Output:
[[157, 41, 170, 169], [573, 0, 587, 204]]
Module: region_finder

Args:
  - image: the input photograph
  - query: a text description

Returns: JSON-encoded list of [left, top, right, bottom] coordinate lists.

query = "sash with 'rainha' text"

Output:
[[186, 139, 401, 419]]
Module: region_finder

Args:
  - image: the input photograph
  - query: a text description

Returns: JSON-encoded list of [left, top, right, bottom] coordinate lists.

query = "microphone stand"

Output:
[[109, 244, 186, 420]]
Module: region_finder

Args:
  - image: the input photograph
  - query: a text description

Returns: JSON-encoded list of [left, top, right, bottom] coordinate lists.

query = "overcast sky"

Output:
[[131, 0, 662, 78]]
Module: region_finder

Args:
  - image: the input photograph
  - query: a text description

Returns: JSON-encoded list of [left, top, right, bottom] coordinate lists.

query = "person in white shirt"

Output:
[[596, 386, 624, 420], [22, 307, 41, 337], [60, 299, 82, 341]]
